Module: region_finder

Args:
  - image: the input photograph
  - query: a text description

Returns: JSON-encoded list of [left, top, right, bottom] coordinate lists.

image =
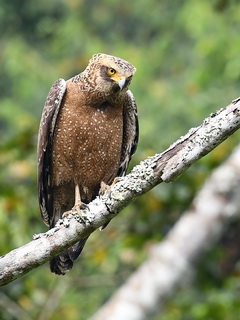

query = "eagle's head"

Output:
[[84, 53, 136, 94]]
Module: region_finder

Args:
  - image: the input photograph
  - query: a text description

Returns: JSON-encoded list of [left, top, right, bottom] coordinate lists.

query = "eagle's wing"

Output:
[[37, 79, 66, 226], [118, 90, 139, 177]]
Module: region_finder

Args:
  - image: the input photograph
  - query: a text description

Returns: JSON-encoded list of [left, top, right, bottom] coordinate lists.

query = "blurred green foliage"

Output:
[[0, 0, 240, 319]]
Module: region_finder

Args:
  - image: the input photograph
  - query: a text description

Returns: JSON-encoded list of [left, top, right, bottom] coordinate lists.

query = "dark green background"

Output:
[[0, 0, 240, 319]]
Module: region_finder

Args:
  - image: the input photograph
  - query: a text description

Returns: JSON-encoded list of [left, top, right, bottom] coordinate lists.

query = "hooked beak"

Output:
[[111, 73, 132, 90], [117, 77, 128, 90]]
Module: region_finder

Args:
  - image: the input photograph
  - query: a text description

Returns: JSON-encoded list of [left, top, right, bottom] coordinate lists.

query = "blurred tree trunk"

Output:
[[90, 145, 240, 320]]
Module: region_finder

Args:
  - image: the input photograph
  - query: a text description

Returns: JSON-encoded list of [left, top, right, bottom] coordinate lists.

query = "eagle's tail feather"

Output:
[[50, 236, 89, 275]]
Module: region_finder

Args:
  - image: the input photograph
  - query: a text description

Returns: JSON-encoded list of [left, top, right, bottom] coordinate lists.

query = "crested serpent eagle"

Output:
[[37, 53, 138, 275]]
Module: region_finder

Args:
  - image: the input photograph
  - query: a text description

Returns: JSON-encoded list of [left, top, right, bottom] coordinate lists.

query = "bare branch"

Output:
[[89, 144, 240, 320], [0, 98, 240, 286]]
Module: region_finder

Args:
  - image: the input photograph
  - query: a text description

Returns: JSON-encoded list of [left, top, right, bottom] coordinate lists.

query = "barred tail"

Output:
[[50, 236, 89, 275]]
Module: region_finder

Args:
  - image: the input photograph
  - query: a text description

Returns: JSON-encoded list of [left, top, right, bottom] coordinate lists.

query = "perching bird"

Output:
[[37, 53, 138, 275]]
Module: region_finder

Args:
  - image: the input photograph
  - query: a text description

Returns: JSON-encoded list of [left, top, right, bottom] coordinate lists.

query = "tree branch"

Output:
[[89, 143, 240, 320], [1, 98, 240, 286]]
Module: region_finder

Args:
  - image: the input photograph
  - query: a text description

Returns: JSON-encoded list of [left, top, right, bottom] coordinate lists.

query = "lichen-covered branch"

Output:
[[0, 98, 240, 286], [89, 145, 240, 320]]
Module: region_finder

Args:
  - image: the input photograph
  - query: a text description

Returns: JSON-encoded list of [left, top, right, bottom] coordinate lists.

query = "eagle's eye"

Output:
[[107, 68, 116, 76]]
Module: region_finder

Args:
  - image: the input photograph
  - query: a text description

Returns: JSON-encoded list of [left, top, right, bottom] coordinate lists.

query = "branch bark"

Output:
[[0, 98, 240, 286], [89, 144, 240, 320]]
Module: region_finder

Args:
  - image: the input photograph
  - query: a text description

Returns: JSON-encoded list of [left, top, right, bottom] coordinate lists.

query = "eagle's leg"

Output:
[[74, 184, 82, 207], [63, 185, 88, 218], [99, 178, 119, 196], [99, 181, 111, 195], [72, 184, 89, 213], [98, 179, 119, 231]]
